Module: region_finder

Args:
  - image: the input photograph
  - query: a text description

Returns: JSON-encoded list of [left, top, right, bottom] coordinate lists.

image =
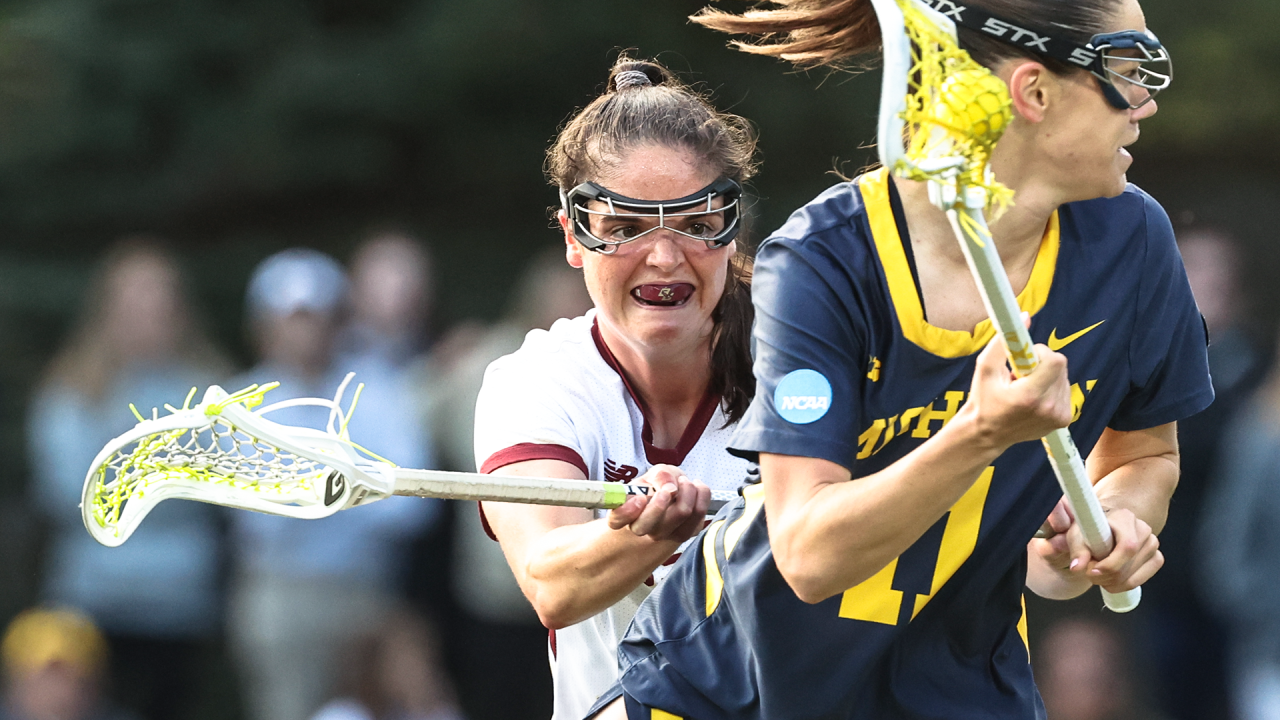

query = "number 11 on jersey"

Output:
[[838, 467, 994, 626]]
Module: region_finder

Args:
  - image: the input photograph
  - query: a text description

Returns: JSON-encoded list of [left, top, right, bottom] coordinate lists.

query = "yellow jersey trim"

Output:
[[702, 486, 765, 618], [703, 518, 728, 617], [858, 167, 1060, 358], [1017, 594, 1030, 660]]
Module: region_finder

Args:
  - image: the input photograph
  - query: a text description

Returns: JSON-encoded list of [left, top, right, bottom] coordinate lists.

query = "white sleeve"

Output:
[[473, 349, 587, 475]]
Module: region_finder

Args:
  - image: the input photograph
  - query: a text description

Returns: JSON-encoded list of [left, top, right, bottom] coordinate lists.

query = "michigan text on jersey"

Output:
[[857, 379, 1098, 460]]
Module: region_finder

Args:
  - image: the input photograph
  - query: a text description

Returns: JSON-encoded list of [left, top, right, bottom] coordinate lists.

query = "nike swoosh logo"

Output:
[[1047, 320, 1105, 351]]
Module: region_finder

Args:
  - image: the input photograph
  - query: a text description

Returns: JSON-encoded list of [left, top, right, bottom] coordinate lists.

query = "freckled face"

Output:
[[562, 144, 736, 353], [1040, 0, 1159, 200]]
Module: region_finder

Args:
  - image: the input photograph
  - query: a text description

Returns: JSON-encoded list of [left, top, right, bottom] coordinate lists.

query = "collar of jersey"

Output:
[[859, 167, 1060, 358], [589, 318, 721, 466]]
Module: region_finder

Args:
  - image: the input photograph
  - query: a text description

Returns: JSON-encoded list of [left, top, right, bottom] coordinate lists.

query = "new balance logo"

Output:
[[323, 470, 346, 507], [981, 17, 1050, 52], [922, 0, 966, 21], [604, 459, 639, 484], [778, 395, 830, 412]]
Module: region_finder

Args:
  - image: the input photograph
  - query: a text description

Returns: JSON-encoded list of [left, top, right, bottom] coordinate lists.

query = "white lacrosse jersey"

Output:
[[473, 311, 751, 720]]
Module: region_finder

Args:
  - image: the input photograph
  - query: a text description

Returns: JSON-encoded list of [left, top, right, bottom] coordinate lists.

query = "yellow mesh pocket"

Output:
[[87, 380, 387, 534], [895, 0, 1014, 213], [86, 383, 319, 532]]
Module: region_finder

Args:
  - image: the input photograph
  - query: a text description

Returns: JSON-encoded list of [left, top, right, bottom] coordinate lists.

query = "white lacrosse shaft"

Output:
[[389, 467, 736, 512], [943, 187, 1140, 613]]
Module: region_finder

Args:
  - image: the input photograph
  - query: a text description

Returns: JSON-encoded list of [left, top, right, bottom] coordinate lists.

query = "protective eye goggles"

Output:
[[1082, 30, 1171, 111], [921, 1, 1172, 110], [560, 177, 742, 254]]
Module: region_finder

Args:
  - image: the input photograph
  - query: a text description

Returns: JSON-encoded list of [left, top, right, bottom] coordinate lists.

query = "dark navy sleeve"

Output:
[[729, 231, 867, 470], [1109, 191, 1214, 431]]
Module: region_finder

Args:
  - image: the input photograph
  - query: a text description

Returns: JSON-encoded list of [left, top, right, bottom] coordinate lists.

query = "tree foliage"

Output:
[[0, 0, 1268, 251], [0, 0, 1275, 507]]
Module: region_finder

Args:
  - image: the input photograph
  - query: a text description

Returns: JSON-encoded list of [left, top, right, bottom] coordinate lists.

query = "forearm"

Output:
[[769, 407, 1005, 603], [1094, 456, 1178, 534], [1087, 424, 1180, 534], [483, 458, 709, 628], [514, 512, 682, 627]]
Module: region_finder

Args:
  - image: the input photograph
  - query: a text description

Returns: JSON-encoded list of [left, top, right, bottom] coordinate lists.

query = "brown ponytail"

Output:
[[692, 0, 882, 67], [692, 0, 1116, 72], [712, 252, 755, 425]]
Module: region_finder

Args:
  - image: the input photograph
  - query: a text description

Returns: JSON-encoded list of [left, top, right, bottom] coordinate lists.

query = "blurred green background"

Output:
[[0, 0, 1275, 611]]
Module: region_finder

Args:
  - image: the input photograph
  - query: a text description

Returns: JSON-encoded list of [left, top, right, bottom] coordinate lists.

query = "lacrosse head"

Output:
[[81, 379, 395, 547], [871, 0, 1014, 211]]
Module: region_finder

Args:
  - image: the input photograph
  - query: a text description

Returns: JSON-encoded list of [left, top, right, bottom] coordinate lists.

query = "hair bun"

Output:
[[608, 59, 671, 92], [613, 70, 652, 91]]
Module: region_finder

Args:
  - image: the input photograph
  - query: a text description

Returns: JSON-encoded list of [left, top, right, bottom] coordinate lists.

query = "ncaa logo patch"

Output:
[[774, 369, 833, 424]]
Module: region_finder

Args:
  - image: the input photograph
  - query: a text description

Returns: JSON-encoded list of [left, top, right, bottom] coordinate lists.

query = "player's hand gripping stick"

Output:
[[946, 193, 1141, 613]]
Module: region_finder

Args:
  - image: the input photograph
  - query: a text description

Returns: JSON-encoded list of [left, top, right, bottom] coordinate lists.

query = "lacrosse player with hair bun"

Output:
[[472, 56, 758, 720], [589, 0, 1213, 718]]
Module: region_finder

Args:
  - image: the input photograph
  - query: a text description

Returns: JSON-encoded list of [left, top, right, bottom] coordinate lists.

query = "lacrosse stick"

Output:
[[81, 376, 737, 548], [868, 0, 1140, 612]]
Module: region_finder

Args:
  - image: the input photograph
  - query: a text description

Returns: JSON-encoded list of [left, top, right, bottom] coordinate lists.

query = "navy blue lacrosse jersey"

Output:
[[612, 168, 1214, 720]]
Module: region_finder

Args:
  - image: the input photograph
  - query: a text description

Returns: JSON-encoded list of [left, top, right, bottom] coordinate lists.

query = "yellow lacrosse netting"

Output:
[[87, 380, 385, 533], [87, 383, 293, 531], [896, 0, 1015, 214]]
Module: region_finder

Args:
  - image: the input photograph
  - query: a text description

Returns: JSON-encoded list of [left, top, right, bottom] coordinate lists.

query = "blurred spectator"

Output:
[[1139, 228, 1263, 720], [27, 238, 231, 720], [339, 230, 435, 369], [1181, 228, 1262, 394], [421, 247, 592, 476], [1036, 618, 1156, 720], [414, 247, 590, 720], [1199, 342, 1280, 720], [309, 607, 464, 720], [228, 248, 437, 720], [337, 231, 440, 481], [338, 231, 453, 643], [0, 608, 139, 720]]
